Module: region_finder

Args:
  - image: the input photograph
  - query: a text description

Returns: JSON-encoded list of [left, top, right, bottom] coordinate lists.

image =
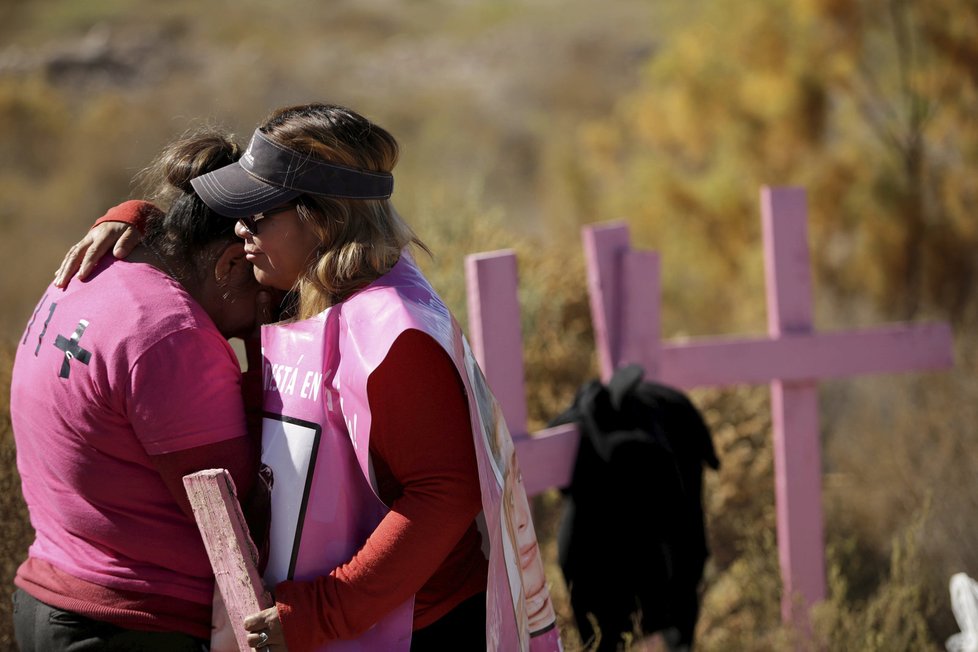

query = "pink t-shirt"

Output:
[[11, 255, 248, 607]]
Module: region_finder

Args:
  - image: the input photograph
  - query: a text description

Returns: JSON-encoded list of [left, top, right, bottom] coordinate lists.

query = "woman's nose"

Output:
[[234, 220, 252, 240]]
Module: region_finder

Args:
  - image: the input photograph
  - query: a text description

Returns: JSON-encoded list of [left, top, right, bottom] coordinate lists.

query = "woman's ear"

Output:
[[214, 242, 249, 284]]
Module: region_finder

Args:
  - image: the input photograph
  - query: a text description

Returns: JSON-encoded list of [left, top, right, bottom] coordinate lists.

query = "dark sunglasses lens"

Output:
[[239, 216, 258, 234]]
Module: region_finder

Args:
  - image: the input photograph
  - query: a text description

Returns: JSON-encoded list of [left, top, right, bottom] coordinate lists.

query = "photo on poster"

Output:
[[466, 356, 557, 640], [260, 414, 322, 583]]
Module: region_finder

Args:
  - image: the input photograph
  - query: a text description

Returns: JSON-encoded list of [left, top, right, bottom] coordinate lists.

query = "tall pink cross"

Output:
[[464, 186, 954, 626]]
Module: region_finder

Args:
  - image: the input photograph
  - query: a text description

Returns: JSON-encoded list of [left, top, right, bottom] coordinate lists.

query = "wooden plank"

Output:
[[184, 469, 272, 652], [583, 222, 631, 382], [466, 250, 529, 437], [514, 423, 580, 496], [763, 187, 813, 336], [762, 186, 825, 623], [619, 249, 662, 379], [656, 323, 953, 389], [465, 251, 581, 497]]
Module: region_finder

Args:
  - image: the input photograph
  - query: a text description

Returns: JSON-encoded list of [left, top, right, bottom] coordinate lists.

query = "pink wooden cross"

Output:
[[465, 252, 580, 497], [582, 186, 954, 623]]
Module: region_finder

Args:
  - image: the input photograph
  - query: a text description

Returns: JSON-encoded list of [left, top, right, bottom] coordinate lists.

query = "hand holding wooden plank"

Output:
[[184, 469, 274, 652]]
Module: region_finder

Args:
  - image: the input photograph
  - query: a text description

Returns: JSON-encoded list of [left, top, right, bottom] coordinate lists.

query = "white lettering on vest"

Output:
[[300, 370, 323, 401]]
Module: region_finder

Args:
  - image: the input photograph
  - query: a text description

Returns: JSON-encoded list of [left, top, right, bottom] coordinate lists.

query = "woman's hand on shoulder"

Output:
[[54, 221, 143, 288]]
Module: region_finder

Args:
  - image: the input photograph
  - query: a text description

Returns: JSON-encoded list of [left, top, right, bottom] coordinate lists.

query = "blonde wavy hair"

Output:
[[259, 103, 428, 319]]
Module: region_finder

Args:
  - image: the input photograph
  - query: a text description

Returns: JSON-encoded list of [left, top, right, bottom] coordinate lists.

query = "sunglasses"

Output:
[[237, 202, 299, 236]]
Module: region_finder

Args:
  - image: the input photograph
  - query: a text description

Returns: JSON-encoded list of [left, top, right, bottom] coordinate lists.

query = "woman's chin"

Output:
[[253, 269, 292, 292]]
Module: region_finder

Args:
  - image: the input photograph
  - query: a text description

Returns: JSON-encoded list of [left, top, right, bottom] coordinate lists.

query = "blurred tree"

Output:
[[570, 0, 978, 331]]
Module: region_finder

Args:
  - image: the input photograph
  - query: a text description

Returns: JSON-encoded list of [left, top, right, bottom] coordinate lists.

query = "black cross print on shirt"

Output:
[[54, 320, 92, 379]]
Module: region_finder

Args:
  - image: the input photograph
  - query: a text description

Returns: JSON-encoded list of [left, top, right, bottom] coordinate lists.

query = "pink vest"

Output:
[[260, 254, 560, 651]]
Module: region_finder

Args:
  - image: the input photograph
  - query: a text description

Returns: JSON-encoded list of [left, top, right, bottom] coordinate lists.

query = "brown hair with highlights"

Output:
[[259, 103, 428, 318]]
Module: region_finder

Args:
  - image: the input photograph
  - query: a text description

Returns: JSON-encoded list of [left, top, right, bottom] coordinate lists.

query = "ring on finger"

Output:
[[257, 631, 269, 646]]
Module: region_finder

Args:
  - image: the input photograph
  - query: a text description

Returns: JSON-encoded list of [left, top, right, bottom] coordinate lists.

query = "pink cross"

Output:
[[466, 251, 581, 497], [465, 186, 954, 625]]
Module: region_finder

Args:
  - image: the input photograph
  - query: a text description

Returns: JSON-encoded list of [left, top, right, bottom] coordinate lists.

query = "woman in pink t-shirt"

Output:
[[12, 131, 268, 651]]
